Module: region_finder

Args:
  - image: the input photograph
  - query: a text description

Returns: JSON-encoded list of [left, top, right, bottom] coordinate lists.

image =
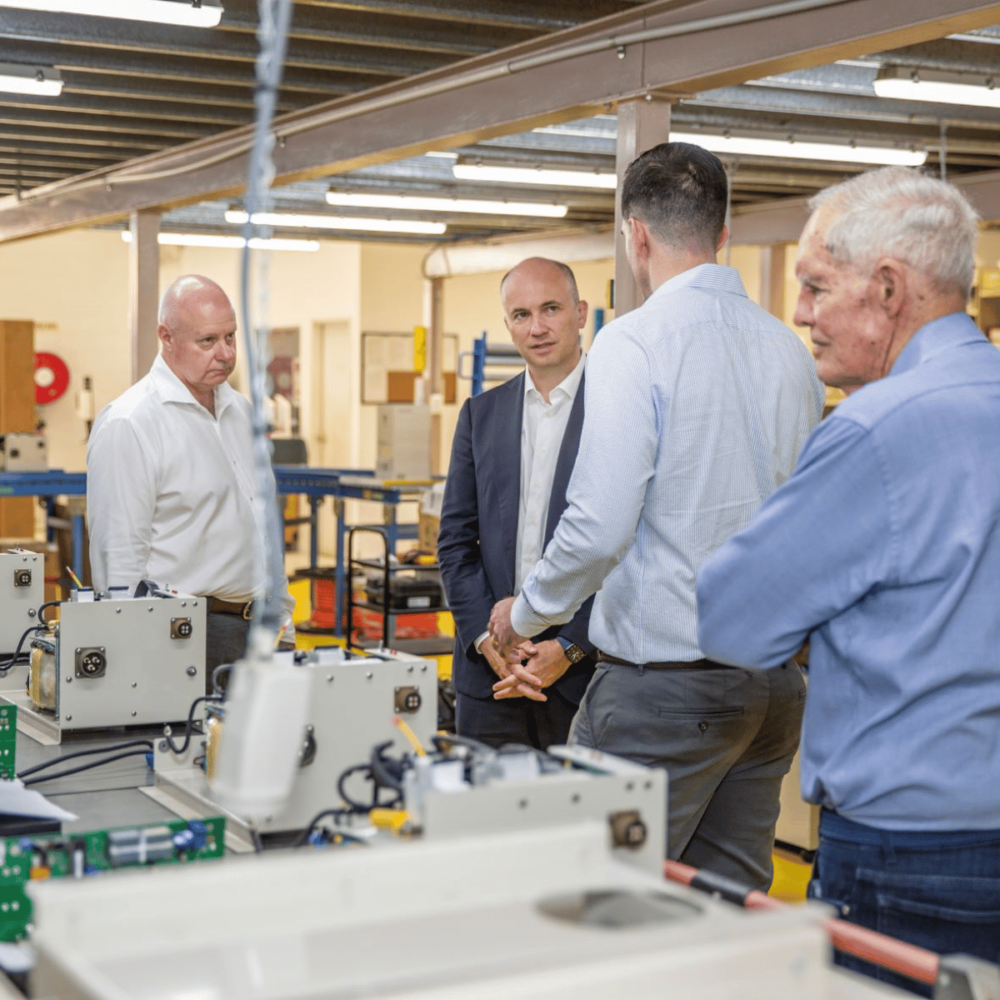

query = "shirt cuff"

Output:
[[511, 594, 546, 640], [474, 630, 490, 654]]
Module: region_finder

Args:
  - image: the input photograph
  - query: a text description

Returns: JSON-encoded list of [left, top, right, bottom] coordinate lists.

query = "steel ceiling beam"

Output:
[[730, 165, 1000, 243], [0, 39, 385, 95], [0, 107, 217, 139], [3, 0, 1000, 242], [223, 0, 534, 56], [0, 11, 445, 77], [0, 93, 253, 127], [687, 83, 1000, 129], [293, 0, 646, 31]]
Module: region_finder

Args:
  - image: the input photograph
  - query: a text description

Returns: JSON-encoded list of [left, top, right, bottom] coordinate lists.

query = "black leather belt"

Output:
[[207, 597, 253, 620], [595, 651, 729, 669]]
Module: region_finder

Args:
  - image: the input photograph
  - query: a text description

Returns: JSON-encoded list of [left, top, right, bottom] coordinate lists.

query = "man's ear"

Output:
[[576, 299, 589, 330], [629, 216, 651, 258], [876, 258, 907, 318], [157, 323, 172, 353]]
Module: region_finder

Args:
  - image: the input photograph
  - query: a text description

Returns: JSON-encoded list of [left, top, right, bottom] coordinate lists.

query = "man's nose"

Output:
[[792, 291, 811, 328], [218, 339, 236, 361]]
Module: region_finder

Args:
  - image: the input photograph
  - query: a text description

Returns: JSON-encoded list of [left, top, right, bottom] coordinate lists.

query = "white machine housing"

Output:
[[402, 743, 668, 877], [0, 433, 47, 472], [0, 588, 206, 744], [145, 646, 439, 851], [29, 820, 910, 1000], [0, 549, 44, 657]]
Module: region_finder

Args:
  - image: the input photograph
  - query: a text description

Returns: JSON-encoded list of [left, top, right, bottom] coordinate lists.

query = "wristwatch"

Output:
[[556, 635, 588, 664]]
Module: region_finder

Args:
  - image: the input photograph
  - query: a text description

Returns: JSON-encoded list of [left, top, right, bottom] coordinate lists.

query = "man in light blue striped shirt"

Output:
[[490, 143, 824, 890]]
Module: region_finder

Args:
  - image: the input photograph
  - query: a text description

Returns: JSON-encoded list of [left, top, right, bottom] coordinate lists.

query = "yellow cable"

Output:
[[392, 715, 426, 756]]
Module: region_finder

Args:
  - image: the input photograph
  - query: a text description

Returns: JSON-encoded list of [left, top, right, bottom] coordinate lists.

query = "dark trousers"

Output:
[[569, 659, 805, 892], [455, 685, 580, 750], [809, 810, 1000, 997], [204, 612, 250, 694]]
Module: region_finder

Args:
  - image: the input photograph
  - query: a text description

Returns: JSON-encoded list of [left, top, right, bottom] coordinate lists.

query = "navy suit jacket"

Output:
[[438, 371, 596, 701]]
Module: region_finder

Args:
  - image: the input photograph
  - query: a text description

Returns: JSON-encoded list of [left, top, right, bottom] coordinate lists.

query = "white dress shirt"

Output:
[[515, 353, 586, 592], [511, 264, 824, 662], [475, 353, 586, 652], [87, 354, 295, 633]]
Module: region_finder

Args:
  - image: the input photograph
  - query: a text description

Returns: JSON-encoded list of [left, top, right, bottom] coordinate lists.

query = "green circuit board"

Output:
[[0, 816, 225, 942], [0, 705, 16, 780]]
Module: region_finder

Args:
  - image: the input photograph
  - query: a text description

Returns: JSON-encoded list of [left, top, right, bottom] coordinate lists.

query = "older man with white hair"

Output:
[[88, 274, 295, 688], [697, 168, 1000, 991]]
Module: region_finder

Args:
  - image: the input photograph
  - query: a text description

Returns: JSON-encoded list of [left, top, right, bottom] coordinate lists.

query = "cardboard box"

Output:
[[418, 512, 439, 556]]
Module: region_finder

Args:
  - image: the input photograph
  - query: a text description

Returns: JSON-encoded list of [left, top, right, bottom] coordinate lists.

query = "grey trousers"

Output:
[[569, 659, 805, 892], [204, 612, 250, 694]]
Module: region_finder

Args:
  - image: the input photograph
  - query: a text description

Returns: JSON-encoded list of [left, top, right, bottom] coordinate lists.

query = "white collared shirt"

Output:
[[515, 352, 586, 593], [86, 354, 295, 632], [511, 264, 824, 661], [475, 353, 585, 653]]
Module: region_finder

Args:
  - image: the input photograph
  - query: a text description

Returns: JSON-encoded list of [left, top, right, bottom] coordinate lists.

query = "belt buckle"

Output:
[[242, 602, 253, 621]]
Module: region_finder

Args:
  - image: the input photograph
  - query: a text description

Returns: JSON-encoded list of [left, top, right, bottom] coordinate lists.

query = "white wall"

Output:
[[0, 230, 131, 470], [0, 232, 364, 473]]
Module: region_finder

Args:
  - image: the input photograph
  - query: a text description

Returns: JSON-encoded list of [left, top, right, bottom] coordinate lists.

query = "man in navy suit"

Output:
[[437, 257, 595, 749]]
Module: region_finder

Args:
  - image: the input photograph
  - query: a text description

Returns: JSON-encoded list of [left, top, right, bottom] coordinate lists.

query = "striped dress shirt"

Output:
[[511, 263, 824, 664]]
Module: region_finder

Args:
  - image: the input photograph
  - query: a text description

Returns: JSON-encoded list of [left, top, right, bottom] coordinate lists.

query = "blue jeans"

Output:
[[809, 810, 1000, 997]]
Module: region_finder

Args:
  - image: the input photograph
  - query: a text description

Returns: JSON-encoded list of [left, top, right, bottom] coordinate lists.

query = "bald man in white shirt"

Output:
[[87, 274, 295, 690]]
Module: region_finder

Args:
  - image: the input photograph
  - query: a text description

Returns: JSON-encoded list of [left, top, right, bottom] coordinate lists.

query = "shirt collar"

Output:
[[647, 262, 748, 304], [524, 350, 586, 404], [889, 311, 985, 378], [149, 353, 236, 416]]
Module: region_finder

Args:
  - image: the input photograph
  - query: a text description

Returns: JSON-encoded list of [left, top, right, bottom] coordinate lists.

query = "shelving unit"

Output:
[[346, 526, 453, 656]]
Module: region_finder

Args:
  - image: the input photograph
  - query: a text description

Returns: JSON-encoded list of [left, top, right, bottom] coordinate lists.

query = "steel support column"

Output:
[[614, 96, 672, 317], [128, 209, 160, 384], [426, 276, 444, 474]]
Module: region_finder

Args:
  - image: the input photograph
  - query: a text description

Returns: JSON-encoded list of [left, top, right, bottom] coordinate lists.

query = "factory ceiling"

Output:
[[2, 0, 1000, 247]]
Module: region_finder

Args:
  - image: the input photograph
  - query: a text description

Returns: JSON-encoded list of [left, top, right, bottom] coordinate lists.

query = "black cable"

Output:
[[0, 624, 47, 674], [162, 695, 222, 756], [336, 763, 376, 812], [16, 739, 153, 780], [296, 807, 352, 847], [22, 749, 151, 787], [37, 601, 60, 625]]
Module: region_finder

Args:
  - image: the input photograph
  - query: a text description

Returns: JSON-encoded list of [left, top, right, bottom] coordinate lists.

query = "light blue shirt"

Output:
[[697, 312, 1000, 831], [511, 263, 823, 662]]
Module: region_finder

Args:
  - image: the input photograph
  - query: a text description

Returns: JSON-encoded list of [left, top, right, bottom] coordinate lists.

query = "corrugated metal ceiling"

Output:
[[1, 1, 1000, 244]]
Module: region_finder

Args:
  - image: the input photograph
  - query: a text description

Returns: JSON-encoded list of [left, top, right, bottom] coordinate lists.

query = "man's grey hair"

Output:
[[809, 167, 980, 299]]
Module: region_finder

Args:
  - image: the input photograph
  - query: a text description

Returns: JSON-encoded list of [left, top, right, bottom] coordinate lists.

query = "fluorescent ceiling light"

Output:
[[452, 164, 617, 189], [874, 67, 1000, 109], [670, 131, 927, 166], [0, 63, 62, 96], [0, 0, 223, 26], [121, 232, 318, 252], [225, 209, 446, 235], [325, 191, 567, 219]]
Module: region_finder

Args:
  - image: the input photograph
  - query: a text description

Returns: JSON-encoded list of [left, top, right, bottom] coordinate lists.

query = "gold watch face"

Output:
[[565, 644, 585, 663]]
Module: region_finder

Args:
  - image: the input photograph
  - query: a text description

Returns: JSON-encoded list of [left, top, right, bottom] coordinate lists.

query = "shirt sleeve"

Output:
[[512, 330, 657, 638], [86, 414, 157, 594], [696, 414, 895, 668]]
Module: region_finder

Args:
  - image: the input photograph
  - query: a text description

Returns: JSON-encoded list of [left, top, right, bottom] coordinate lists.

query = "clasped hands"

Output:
[[484, 596, 569, 702]]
